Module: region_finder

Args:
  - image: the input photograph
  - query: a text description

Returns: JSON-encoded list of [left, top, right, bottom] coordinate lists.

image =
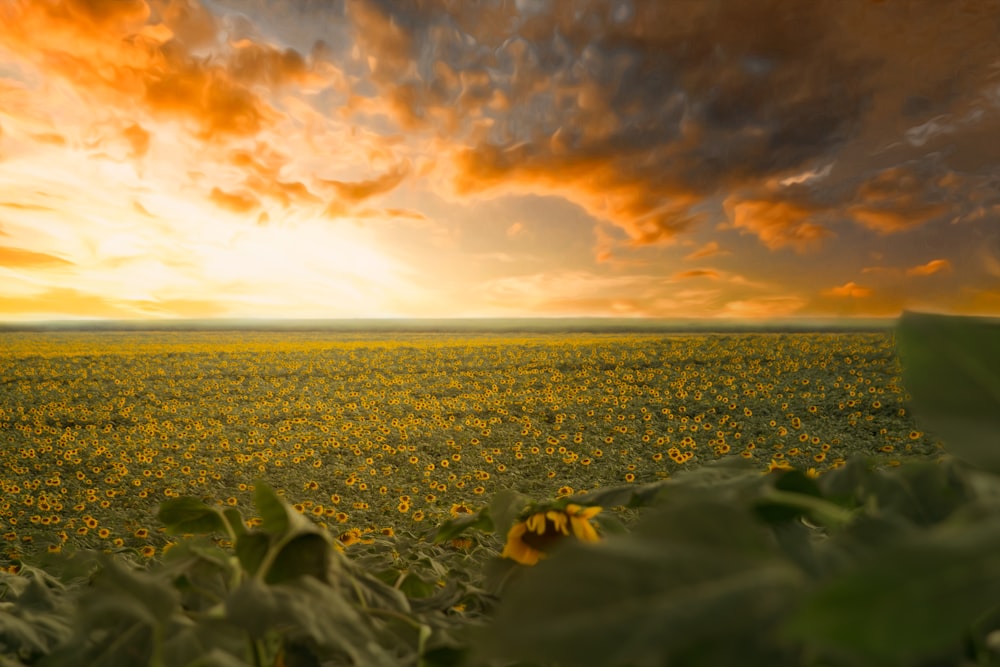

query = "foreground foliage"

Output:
[[1, 312, 998, 666]]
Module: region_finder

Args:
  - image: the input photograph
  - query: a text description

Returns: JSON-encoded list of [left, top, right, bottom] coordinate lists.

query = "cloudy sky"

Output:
[[1, 0, 999, 320]]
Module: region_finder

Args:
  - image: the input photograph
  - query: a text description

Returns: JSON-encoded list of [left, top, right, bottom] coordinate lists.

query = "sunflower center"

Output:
[[520, 517, 568, 552]]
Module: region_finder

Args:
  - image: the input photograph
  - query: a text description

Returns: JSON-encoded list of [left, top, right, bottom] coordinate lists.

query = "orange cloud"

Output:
[[0, 0, 323, 141], [0, 246, 73, 267], [209, 187, 260, 214], [0, 287, 130, 317], [383, 208, 427, 221], [0, 202, 56, 212], [30, 133, 66, 146], [684, 241, 726, 261], [848, 165, 949, 234], [673, 269, 721, 281], [134, 297, 226, 317], [724, 195, 832, 252], [158, 0, 217, 48], [906, 259, 952, 277], [849, 206, 947, 234], [0, 286, 225, 318], [122, 123, 150, 158], [321, 163, 411, 218], [506, 221, 525, 239], [322, 163, 409, 204], [451, 144, 703, 246], [823, 282, 872, 298]]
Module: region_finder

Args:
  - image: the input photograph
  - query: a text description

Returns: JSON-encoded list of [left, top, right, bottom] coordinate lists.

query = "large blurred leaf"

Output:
[[431, 510, 494, 543], [77, 556, 178, 628], [159, 539, 240, 611], [0, 571, 73, 660], [157, 498, 228, 536], [182, 648, 254, 667], [486, 489, 530, 538], [234, 532, 269, 579], [48, 556, 181, 666], [634, 499, 776, 555], [226, 577, 398, 667], [755, 469, 854, 529], [788, 519, 1000, 662], [253, 482, 315, 538], [575, 479, 668, 510], [896, 311, 1000, 472], [484, 542, 800, 666], [480, 499, 802, 666], [265, 533, 331, 585], [161, 619, 248, 667]]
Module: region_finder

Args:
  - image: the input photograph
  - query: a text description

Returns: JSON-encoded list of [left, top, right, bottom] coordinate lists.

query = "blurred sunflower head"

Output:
[[501, 503, 602, 566]]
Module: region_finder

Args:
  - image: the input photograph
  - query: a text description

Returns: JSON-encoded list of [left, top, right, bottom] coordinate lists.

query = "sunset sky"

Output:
[[1, 0, 999, 321]]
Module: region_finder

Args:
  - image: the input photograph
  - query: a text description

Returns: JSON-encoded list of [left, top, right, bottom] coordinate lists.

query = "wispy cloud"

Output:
[[823, 282, 872, 298], [683, 241, 727, 261], [0, 245, 73, 267], [906, 259, 952, 277]]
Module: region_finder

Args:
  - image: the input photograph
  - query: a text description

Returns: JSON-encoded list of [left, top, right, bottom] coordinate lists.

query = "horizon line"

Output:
[[0, 314, 902, 333]]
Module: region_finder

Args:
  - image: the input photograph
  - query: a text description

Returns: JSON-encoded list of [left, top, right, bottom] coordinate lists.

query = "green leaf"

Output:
[[480, 499, 802, 666], [345, 567, 411, 613], [756, 469, 825, 524], [487, 490, 530, 539], [52, 557, 182, 666], [163, 620, 248, 667], [234, 532, 270, 578], [788, 519, 1000, 662], [418, 645, 466, 667], [397, 573, 437, 599], [755, 490, 855, 529], [872, 459, 975, 526], [157, 497, 228, 536], [159, 539, 240, 611], [79, 556, 178, 628], [773, 468, 824, 498], [590, 512, 628, 537], [182, 647, 254, 667], [265, 533, 332, 585], [634, 498, 777, 557], [820, 457, 974, 527], [221, 508, 247, 540], [253, 481, 314, 538], [896, 311, 1000, 472], [0, 610, 52, 656], [575, 480, 666, 510], [432, 511, 494, 543], [226, 577, 398, 667], [482, 539, 801, 666]]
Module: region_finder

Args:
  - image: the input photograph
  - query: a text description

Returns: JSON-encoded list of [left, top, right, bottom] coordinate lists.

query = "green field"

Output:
[[0, 329, 935, 562]]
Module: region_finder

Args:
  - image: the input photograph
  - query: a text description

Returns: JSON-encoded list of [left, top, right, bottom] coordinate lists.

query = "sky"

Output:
[[1, 0, 999, 321]]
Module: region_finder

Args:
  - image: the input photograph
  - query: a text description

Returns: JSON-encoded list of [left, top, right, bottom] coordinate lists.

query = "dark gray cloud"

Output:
[[342, 0, 1000, 244]]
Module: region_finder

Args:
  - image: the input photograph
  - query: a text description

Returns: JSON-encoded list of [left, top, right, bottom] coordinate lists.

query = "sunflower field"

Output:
[[0, 329, 933, 561], [3, 314, 999, 666]]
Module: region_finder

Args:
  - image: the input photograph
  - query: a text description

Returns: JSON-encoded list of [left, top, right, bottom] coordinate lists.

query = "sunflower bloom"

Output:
[[565, 504, 601, 543], [767, 458, 794, 473], [502, 522, 544, 566], [502, 504, 603, 566]]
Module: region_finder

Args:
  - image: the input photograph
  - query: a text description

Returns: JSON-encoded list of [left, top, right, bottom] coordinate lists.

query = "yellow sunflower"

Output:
[[501, 503, 602, 566]]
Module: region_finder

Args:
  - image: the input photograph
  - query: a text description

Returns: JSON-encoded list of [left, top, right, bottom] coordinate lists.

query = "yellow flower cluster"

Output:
[[0, 330, 930, 559]]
